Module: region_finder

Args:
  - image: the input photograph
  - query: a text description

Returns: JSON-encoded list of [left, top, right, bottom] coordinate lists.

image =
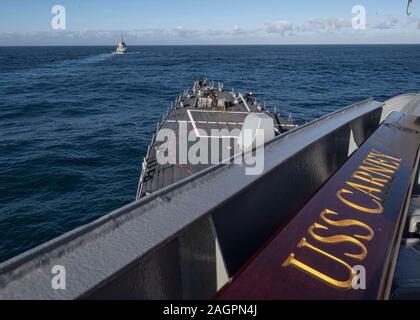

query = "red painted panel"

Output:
[[218, 112, 420, 300]]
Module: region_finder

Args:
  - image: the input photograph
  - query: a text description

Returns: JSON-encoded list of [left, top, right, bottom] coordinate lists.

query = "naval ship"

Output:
[[114, 36, 127, 54], [137, 79, 296, 199], [0, 1, 419, 301], [1, 79, 419, 300]]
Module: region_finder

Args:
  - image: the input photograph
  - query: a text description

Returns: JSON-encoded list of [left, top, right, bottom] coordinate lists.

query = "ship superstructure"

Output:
[[136, 79, 296, 198], [115, 36, 127, 54]]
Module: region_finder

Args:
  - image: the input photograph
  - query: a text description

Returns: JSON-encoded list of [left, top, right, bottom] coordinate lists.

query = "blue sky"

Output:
[[0, 0, 419, 45]]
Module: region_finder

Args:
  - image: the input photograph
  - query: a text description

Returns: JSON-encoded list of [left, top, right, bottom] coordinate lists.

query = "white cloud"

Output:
[[371, 17, 399, 29], [1, 15, 420, 45], [233, 25, 247, 36], [264, 20, 294, 34], [304, 17, 352, 32]]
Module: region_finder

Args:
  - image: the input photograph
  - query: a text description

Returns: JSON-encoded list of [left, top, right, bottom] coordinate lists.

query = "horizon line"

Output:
[[1, 43, 420, 47]]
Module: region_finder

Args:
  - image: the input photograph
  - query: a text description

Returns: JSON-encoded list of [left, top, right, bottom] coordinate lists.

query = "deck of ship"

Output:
[[1, 93, 418, 300], [137, 80, 294, 198]]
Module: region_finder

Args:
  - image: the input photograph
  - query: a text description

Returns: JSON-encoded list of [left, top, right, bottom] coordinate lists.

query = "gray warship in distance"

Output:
[[137, 79, 296, 199]]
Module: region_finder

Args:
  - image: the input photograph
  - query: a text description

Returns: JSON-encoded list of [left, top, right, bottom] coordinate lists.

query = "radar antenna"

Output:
[[407, 0, 413, 15]]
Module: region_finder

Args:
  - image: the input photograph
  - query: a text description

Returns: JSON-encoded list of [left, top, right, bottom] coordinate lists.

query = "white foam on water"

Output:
[[0, 53, 114, 84]]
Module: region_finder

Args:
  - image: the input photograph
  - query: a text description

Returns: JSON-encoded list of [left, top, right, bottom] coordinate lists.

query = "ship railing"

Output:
[[218, 111, 420, 299], [0, 96, 415, 299]]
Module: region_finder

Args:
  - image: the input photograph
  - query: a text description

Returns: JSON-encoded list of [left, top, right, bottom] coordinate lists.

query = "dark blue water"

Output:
[[0, 45, 419, 263]]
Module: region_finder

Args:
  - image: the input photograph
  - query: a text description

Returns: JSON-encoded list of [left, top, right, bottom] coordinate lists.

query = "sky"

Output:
[[0, 0, 419, 45]]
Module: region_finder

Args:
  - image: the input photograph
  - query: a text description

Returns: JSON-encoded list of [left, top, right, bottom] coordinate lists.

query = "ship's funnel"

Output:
[[237, 113, 275, 151]]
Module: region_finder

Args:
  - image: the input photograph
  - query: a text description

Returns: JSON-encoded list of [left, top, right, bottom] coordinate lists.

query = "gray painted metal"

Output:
[[0, 98, 386, 299], [387, 92, 420, 299], [137, 80, 293, 199]]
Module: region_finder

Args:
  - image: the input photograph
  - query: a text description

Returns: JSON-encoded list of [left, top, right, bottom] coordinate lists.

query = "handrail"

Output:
[[0, 98, 386, 299]]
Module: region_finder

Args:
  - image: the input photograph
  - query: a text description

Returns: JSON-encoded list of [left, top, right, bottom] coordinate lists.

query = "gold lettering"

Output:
[[280, 149, 401, 290], [366, 157, 400, 171], [320, 209, 374, 241], [282, 238, 355, 290], [345, 181, 384, 201], [358, 163, 395, 179], [308, 223, 368, 261], [369, 149, 402, 163], [351, 170, 390, 187], [337, 189, 383, 214]]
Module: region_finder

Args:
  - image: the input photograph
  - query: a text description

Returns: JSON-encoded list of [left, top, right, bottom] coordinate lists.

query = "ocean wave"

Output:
[[1, 45, 419, 263]]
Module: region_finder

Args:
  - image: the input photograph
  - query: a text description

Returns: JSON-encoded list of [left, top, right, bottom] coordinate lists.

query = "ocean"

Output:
[[0, 45, 419, 263]]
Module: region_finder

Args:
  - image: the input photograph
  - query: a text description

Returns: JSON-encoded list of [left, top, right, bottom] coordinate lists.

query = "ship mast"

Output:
[[407, 0, 414, 15]]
